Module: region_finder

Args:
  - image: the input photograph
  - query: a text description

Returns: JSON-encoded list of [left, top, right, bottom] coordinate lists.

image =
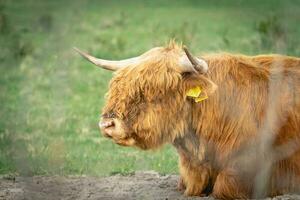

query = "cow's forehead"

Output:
[[110, 47, 182, 88], [109, 43, 185, 90]]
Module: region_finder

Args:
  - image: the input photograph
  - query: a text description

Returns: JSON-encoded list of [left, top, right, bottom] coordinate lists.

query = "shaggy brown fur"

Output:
[[100, 42, 300, 199]]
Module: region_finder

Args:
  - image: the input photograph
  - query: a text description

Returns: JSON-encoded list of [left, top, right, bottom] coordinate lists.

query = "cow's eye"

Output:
[[181, 71, 193, 77], [102, 111, 116, 118]]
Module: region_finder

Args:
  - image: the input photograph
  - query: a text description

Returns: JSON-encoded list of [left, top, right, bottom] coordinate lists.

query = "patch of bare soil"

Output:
[[0, 171, 300, 200]]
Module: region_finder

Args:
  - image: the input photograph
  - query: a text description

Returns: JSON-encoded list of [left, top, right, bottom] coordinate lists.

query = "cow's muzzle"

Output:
[[99, 118, 115, 138]]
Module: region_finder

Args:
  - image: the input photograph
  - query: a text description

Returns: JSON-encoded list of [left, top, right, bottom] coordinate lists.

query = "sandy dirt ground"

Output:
[[1, 171, 300, 200]]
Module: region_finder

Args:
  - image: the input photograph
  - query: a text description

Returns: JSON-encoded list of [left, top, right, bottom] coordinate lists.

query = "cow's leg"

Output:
[[179, 156, 210, 196], [177, 176, 186, 191], [212, 169, 249, 199]]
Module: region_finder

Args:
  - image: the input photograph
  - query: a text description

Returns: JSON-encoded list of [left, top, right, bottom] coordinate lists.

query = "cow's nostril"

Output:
[[99, 120, 115, 129]]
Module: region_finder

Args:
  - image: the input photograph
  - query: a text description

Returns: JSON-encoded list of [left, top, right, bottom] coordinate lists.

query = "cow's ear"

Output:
[[182, 74, 217, 100]]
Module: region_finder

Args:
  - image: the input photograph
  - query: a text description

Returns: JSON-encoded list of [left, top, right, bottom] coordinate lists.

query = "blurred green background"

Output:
[[0, 0, 300, 176]]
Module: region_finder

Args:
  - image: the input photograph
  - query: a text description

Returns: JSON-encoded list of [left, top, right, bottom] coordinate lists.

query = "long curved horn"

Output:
[[181, 46, 208, 74], [74, 47, 142, 71]]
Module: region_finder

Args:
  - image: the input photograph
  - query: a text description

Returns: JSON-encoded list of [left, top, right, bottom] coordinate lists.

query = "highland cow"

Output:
[[75, 42, 300, 199]]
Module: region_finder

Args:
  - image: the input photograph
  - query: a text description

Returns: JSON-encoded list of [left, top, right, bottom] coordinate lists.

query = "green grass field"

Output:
[[1, 0, 300, 176]]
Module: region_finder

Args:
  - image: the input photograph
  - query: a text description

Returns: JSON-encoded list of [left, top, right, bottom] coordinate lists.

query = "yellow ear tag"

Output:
[[186, 86, 208, 102], [186, 86, 201, 98]]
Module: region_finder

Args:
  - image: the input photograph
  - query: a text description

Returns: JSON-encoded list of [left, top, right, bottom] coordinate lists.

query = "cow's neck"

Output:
[[173, 129, 208, 164], [173, 99, 217, 164]]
